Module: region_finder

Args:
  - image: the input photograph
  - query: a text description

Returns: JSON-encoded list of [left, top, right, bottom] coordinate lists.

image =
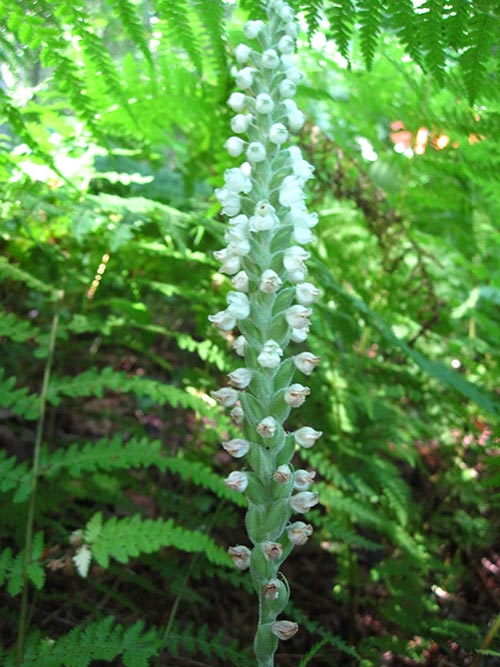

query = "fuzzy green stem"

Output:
[[16, 292, 62, 666]]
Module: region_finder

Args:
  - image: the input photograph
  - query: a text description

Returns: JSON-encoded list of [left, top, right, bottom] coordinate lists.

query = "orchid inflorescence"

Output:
[[209, 1, 321, 664]]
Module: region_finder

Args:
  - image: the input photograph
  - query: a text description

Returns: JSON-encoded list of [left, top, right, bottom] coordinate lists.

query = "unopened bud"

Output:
[[271, 620, 298, 640], [293, 469, 316, 491], [293, 426, 322, 448], [290, 491, 319, 513], [224, 470, 249, 492], [284, 383, 310, 408], [230, 405, 244, 424], [228, 545, 251, 569], [211, 387, 239, 407], [294, 351, 320, 374], [228, 367, 252, 389], [222, 438, 250, 458], [287, 521, 313, 546]]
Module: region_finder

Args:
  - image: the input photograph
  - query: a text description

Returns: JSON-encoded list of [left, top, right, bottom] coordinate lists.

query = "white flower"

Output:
[[285, 21, 299, 38], [263, 579, 280, 600], [290, 326, 309, 343], [231, 270, 249, 292], [293, 225, 313, 244], [224, 136, 245, 157], [279, 175, 305, 207], [262, 48, 280, 69], [296, 283, 321, 306], [230, 404, 244, 424], [293, 426, 322, 448], [222, 438, 250, 458], [271, 620, 298, 640], [280, 5, 295, 20], [279, 79, 297, 98], [234, 43, 252, 64], [269, 0, 285, 10], [244, 19, 265, 39], [226, 237, 250, 257], [287, 143, 301, 159], [255, 93, 275, 114], [284, 383, 310, 407], [215, 188, 241, 217], [236, 66, 255, 89], [273, 464, 292, 484], [293, 469, 316, 491], [260, 269, 282, 293], [285, 304, 312, 329], [288, 109, 306, 131], [228, 545, 251, 569], [257, 339, 283, 368], [278, 35, 295, 54], [287, 521, 313, 545], [227, 91, 247, 112], [210, 387, 239, 407], [231, 113, 253, 134], [284, 246, 310, 282], [256, 416, 277, 438], [246, 142, 266, 163], [249, 200, 277, 231], [218, 252, 241, 275], [232, 335, 246, 357], [228, 367, 252, 389], [269, 122, 289, 145], [289, 208, 318, 226], [227, 291, 250, 319], [208, 310, 236, 331], [224, 167, 252, 194], [228, 213, 249, 226], [294, 351, 320, 375], [290, 491, 319, 513], [224, 470, 249, 492], [285, 66, 302, 83], [263, 541, 283, 560], [293, 426, 323, 449]]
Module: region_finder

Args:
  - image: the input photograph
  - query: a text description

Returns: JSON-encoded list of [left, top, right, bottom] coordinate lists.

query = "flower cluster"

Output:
[[209, 1, 321, 663]]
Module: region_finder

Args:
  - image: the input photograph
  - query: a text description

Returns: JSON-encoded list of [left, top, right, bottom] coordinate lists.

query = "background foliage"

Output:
[[1, 1, 499, 665]]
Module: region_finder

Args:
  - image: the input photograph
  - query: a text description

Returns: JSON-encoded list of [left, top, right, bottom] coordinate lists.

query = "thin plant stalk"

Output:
[[16, 293, 62, 666]]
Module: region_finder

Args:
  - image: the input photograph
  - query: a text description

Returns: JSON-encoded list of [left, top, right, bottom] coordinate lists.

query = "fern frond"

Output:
[[0, 310, 39, 343], [42, 436, 245, 506], [0, 532, 45, 596], [358, 0, 383, 68], [419, 0, 447, 81], [192, 0, 228, 86], [385, 0, 422, 65], [0, 450, 31, 503], [113, 0, 153, 66], [445, 0, 471, 50], [302, 0, 323, 36], [0, 369, 40, 421], [154, 0, 204, 74], [460, 2, 497, 102], [166, 621, 254, 665], [325, 0, 356, 60], [84, 512, 231, 569], [290, 604, 360, 659], [3, 617, 160, 667], [0, 255, 55, 294]]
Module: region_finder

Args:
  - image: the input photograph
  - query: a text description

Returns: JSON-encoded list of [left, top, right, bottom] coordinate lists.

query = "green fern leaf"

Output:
[[358, 0, 383, 69], [154, 0, 204, 74], [86, 513, 231, 569], [0, 255, 55, 294], [460, 2, 497, 102], [325, 0, 356, 60], [0, 450, 31, 503], [113, 0, 153, 66], [0, 369, 40, 421], [385, 0, 422, 65], [419, 0, 447, 81], [0, 310, 39, 342]]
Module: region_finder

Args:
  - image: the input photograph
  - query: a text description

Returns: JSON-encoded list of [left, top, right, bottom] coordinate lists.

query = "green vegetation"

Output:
[[1, 1, 499, 665]]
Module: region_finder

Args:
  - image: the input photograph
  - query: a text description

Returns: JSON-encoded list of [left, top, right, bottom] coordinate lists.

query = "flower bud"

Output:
[[228, 367, 252, 389], [246, 141, 267, 163], [224, 470, 249, 492], [271, 620, 298, 640], [224, 167, 252, 194], [232, 335, 246, 357], [269, 122, 289, 145], [224, 136, 245, 157], [231, 270, 249, 292], [215, 188, 241, 217], [287, 521, 313, 545], [293, 426, 322, 448], [279, 79, 297, 98], [294, 352, 320, 375], [293, 225, 313, 245], [260, 269, 282, 293], [284, 246, 310, 276], [231, 113, 253, 134], [284, 383, 310, 407], [219, 253, 241, 275], [208, 310, 236, 331], [290, 491, 319, 513], [285, 21, 299, 38], [244, 19, 265, 39], [280, 5, 295, 20], [263, 579, 280, 600], [236, 66, 255, 89], [228, 545, 251, 569], [257, 416, 277, 438], [257, 339, 283, 368], [230, 404, 244, 424], [262, 541, 283, 560], [273, 464, 292, 484], [296, 282, 321, 305], [227, 91, 247, 111], [234, 43, 252, 64], [222, 438, 250, 458], [211, 387, 239, 407], [285, 66, 302, 83], [227, 291, 250, 319], [285, 305, 312, 329], [293, 469, 316, 491], [278, 35, 295, 54], [288, 109, 306, 132], [290, 326, 309, 343], [255, 93, 275, 114], [262, 48, 280, 69]]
